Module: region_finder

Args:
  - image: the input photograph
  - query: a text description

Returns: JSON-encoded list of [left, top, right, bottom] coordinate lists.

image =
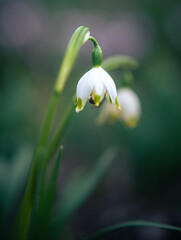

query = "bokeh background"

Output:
[[0, 0, 181, 239]]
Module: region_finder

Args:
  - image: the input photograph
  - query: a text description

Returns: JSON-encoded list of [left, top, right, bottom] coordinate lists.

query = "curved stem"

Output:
[[89, 36, 99, 47], [15, 26, 89, 240]]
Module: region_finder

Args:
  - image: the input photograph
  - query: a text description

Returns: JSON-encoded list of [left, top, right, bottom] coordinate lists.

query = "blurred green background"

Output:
[[0, 0, 181, 239]]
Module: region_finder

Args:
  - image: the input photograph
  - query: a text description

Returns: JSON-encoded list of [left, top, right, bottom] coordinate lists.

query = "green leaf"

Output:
[[32, 147, 63, 239], [27, 154, 44, 240], [14, 26, 89, 240], [45, 146, 63, 217], [0, 145, 32, 238], [55, 26, 90, 92], [83, 220, 181, 240], [44, 100, 74, 166], [102, 55, 139, 72], [50, 147, 118, 238]]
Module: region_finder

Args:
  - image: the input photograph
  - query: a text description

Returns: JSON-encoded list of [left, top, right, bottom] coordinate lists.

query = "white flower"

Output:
[[118, 87, 141, 127], [96, 87, 141, 128], [75, 66, 120, 112]]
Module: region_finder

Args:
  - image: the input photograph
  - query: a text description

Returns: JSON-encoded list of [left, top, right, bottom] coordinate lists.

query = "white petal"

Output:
[[117, 87, 141, 125], [91, 68, 106, 102], [98, 67, 119, 108], [76, 69, 94, 112], [96, 87, 141, 127]]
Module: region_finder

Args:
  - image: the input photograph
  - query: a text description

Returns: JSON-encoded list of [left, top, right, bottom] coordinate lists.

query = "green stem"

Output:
[[14, 26, 89, 240], [45, 100, 75, 163], [39, 99, 75, 204], [15, 90, 60, 239], [27, 154, 45, 240], [34, 26, 89, 178], [88, 36, 99, 47], [89, 37, 102, 67], [33, 101, 74, 239], [32, 147, 63, 240], [38, 90, 59, 151], [29, 89, 59, 191]]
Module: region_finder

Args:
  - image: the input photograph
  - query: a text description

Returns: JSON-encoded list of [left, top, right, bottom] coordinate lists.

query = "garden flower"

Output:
[[75, 37, 120, 112], [96, 87, 141, 128], [76, 67, 120, 112]]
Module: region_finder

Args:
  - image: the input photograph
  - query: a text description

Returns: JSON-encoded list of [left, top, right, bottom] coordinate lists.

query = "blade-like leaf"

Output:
[[45, 146, 63, 215], [55, 26, 90, 92], [83, 220, 181, 240], [14, 26, 89, 240], [27, 154, 44, 240], [32, 147, 63, 239], [0, 145, 32, 239], [50, 147, 118, 238], [45, 100, 74, 166]]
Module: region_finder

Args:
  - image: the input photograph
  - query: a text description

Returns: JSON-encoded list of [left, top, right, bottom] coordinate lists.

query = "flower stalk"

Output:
[[89, 36, 102, 67], [15, 26, 90, 240], [12, 24, 141, 240]]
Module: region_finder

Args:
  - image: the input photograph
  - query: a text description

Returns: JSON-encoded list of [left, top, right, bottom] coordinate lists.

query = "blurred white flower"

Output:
[[75, 66, 120, 112], [96, 87, 141, 128]]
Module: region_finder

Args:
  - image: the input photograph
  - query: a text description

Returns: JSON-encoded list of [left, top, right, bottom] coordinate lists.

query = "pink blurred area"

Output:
[[0, 1, 157, 59]]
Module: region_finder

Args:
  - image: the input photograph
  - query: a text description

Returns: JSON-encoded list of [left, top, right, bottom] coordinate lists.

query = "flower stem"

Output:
[[89, 36, 99, 47], [38, 99, 75, 203], [45, 99, 75, 163], [89, 37, 102, 67], [14, 26, 89, 240]]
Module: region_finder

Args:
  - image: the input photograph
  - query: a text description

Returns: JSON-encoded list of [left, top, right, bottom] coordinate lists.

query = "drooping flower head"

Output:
[[75, 37, 120, 112], [96, 87, 141, 128]]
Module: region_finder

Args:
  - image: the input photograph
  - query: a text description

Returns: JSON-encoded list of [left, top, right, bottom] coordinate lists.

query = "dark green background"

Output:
[[0, 0, 181, 239]]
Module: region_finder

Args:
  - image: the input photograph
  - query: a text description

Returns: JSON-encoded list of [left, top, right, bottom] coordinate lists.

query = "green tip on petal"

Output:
[[115, 97, 120, 110], [94, 95, 101, 106], [77, 97, 83, 110], [109, 96, 112, 104]]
